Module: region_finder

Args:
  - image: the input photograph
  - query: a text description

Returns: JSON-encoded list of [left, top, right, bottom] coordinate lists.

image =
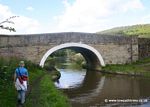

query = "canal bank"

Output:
[[101, 58, 150, 77]]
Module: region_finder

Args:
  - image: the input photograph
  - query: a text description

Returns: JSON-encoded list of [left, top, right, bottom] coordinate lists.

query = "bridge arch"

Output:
[[39, 43, 105, 68]]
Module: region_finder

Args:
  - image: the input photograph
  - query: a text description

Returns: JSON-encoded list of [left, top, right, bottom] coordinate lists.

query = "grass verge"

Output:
[[101, 58, 150, 77], [25, 74, 71, 107]]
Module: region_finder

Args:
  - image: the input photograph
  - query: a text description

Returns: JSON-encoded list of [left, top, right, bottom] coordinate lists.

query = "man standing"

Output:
[[14, 61, 29, 105]]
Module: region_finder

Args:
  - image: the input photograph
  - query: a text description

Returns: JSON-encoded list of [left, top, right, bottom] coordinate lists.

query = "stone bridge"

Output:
[[0, 32, 138, 69]]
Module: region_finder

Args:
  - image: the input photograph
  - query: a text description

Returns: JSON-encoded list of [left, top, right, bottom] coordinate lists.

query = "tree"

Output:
[[0, 16, 18, 32]]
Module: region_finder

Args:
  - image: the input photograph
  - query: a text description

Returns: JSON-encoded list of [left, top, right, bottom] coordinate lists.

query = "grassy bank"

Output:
[[38, 75, 70, 107], [101, 58, 150, 77], [0, 57, 70, 107], [25, 74, 70, 107]]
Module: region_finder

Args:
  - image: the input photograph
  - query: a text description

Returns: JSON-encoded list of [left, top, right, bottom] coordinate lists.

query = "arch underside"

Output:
[[40, 43, 105, 69], [66, 47, 101, 69]]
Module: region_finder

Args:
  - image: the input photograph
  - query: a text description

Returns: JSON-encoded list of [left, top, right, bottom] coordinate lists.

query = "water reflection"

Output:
[[55, 69, 150, 107], [55, 69, 86, 89]]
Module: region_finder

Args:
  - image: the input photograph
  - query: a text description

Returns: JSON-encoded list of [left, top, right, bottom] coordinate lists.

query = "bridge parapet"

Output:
[[0, 32, 137, 47]]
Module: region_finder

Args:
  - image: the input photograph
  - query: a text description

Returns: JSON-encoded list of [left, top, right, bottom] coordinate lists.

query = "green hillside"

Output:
[[97, 24, 150, 38]]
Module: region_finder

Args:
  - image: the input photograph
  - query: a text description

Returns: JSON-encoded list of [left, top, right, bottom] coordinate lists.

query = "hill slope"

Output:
[[97, 24, 150, 38]]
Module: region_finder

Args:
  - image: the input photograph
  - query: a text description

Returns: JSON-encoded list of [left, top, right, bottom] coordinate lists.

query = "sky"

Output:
[[0, 0, 150, 34]]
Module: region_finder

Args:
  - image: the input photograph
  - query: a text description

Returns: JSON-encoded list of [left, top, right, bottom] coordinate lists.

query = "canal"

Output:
[[54, 68, 150, 107]]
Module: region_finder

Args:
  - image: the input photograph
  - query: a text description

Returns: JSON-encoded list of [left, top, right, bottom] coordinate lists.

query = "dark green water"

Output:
[[55, 69, 150, 107]]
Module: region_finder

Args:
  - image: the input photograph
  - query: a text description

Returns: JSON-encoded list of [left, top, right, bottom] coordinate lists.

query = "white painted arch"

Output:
[[39, 43, 105, 67]]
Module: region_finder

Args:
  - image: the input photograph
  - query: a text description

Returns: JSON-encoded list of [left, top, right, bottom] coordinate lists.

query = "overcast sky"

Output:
[[0, 0, 150, 34]]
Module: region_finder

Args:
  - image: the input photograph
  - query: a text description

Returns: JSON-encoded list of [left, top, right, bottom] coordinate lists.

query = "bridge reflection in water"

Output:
[[55, 69, 150, 107]]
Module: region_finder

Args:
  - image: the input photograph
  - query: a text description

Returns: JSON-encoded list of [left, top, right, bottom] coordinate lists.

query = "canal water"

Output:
[[55, 68, 150, 107]]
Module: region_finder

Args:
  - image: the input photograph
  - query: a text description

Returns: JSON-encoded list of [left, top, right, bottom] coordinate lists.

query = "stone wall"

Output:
[[138, 38, 150, 59]]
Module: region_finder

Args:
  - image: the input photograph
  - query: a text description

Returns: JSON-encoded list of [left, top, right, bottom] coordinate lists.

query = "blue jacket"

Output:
[[15, 67, 28, 78]]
